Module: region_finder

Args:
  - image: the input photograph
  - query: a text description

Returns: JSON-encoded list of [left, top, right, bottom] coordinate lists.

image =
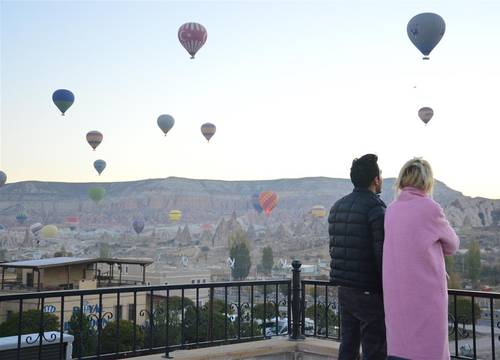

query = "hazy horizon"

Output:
[[2, 1, 499, 199]]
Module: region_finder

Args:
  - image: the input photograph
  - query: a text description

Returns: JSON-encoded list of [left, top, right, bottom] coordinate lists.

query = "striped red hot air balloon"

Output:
[[178, 22, 207, 59], [66, 216, 80, 231], [259, 191, 278, 216]]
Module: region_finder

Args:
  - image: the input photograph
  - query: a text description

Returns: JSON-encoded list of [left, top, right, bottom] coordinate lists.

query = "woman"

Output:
[[383, 158, 459, 360]]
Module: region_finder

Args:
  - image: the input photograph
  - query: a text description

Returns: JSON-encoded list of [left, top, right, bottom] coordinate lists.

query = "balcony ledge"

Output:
[[135, 338, 339, 360]]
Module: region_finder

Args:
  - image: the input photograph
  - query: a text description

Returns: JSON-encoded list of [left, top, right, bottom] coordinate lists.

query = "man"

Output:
[[329, 154, 386, 360]]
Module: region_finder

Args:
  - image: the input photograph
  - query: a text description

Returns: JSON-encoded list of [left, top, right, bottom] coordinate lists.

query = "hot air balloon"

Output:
[[157, 115, 175, 136], [94, 160, 106, 175], [30, 223, 43, 236], [88, 187, 106, 203], [132, 219, 145, 235], [86, 131, 103, 151], [66, 216, 79, 231], [251, 194, 263, 213], [0, 171, 6, 187], [178, 22, 207, 59], [201, 223, 213, 232], [259, 192, 278, 216], [52, 89, 75, 115], [16, 212, 28, 225], [407, 13, 446, 60], [311, 205, 327, 218], [418, 107, 434, 125], [41, 225, 58, 238], [169, 210, 182, 222], [201, 123, 216, 142]]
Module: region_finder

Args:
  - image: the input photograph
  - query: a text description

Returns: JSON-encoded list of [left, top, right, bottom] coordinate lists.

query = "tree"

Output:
[[449, 298, 481, 325], [142, 296, 196, 348], [253, 303, 277, 320], [445, 255, 461, 289], [200, 245, 210, 263], [465, 241, 481, 287], [101, 320, 144, 354], [261, 246, 274, 276], [67, 312, 96, 357], [229, 231, 251, 281], [0, 310, 59, 336], [305, 305, 338, 335]]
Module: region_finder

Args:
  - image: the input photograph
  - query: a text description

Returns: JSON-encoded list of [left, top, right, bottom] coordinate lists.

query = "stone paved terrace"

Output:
[[134, 338, 339, 360]]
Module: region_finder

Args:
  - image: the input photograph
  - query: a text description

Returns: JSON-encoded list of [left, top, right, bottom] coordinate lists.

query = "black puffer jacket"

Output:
[[328, 188, 386, 292]]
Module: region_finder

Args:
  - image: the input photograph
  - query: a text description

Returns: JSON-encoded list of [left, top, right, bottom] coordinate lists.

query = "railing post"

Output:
[[290, 260, 304, 340]]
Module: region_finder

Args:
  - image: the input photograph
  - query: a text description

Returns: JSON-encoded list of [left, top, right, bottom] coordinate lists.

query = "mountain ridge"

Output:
[[0, 177, 498, 228]]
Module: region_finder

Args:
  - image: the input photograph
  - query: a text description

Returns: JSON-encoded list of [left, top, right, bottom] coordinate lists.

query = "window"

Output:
[[115, 305, 123, 320], [191, 280, 195, 284], [125, 266, 129, 274], [202, 279, 206, 283], [128, 304, 136, 321], [197, 279, 201, 284]]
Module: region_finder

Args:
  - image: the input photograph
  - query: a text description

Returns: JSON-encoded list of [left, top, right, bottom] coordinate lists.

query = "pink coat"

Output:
[[383, 187, 459, 360]]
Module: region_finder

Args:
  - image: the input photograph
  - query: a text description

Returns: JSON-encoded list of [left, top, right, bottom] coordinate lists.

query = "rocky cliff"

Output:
[[0, 176, 497, 229]]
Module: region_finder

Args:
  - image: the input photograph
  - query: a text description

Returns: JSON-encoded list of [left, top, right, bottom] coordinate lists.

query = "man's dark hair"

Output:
[[350, 154, 380, 188]]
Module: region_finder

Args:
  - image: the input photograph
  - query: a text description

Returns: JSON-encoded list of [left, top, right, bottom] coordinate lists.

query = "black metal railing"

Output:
[[301, 278, 500, 360], [0, 279, 291, 360], [1, 261, 499, 360]]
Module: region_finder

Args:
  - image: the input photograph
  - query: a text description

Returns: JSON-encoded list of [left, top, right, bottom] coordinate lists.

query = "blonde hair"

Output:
[[395, 158, 434, 196]]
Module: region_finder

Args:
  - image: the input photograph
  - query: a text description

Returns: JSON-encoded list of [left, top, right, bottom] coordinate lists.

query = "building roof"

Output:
[[0, 256, 153, 269], [98, 257, 153, 266]]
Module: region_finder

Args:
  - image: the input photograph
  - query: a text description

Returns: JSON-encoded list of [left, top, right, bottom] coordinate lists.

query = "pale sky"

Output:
[[1, 1, 499, 198]]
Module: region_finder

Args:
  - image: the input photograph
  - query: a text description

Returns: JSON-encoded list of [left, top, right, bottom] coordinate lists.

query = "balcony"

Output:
[[0, 261, 497, 360]]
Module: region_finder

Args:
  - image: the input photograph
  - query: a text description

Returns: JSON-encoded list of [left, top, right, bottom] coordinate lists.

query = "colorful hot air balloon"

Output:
[[311, 205, 327, 218], [407, 13, 446, 60], [178, 22, 207, 59], [30, 223, 43, 236], [169, 210, 182, 222], [66, 216, 79, 231], [0, 171, 6, 187], [16, 212, 28, 225], [132, 219, 145, 235], [259, 192, 278, 216], [418, 107, 434, 125], [201, 123, 216, 142], [52, 89, 75, 115], [251, 193, 263, 213], [88, 187, 106, 203], [94, 160, 106, 175], [157, 115, 175, 136], [41, 225, 58, 238], [86, 131, 103, 151]]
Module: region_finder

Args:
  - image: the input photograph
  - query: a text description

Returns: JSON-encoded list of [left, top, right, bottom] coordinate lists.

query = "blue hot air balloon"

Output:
[[407, 13, 446, 60], [93, 160, 106, 175], [132, 219, 145, 235], [52, 89, 75, 115], [157, 115, 175, 136], [251, 193, 263, 213]]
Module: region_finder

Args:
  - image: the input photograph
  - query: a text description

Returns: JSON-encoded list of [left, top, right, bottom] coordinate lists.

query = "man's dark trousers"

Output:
[[338, 286, 387, 360]]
